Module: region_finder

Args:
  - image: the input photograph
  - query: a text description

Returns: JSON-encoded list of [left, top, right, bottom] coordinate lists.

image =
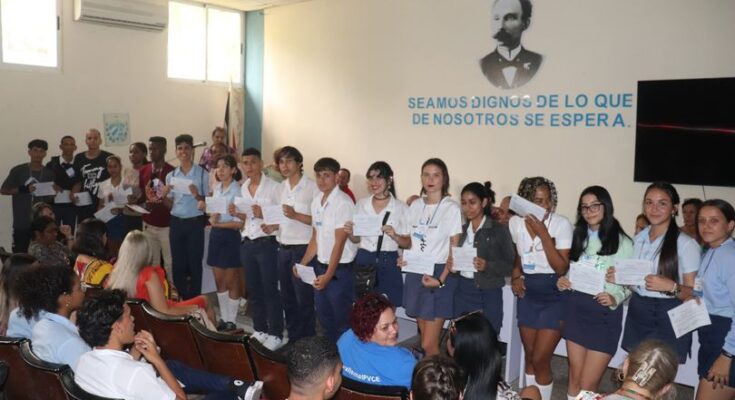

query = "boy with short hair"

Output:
[[287, 336, 342, 400], [46, 135, 79, 230]]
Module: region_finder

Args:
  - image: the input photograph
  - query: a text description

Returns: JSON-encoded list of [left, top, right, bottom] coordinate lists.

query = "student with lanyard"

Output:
[[162, 134, 209, 301], [344, 161, 410, 304], [400, 158, 462, 356], [693, 199, 735, 400], [206, 154, 243, 331], [509, 176, 573, 400], [556, 186, 633, 400], [614, 182, 700, 364], [450, 181, 514, 334], [275, 146, 319, 342]]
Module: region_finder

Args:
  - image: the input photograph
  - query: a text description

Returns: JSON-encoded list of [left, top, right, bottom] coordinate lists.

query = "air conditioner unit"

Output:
[[74, 0, 168, 31]]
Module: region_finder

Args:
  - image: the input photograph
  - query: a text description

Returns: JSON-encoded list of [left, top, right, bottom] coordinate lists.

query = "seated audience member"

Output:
[[287, 336, 343, 400], [28, 216, 72, 267], [634, 213, 649, 236], [73, 218, 113, 286], [337, 294, 416, 388], [576, 339, 678, 399], [75, 289, 262, 400], [410, 355, 466, 400], [108, 231, 211, 319], [32, 202, 74, 248], [448, 312, 540, 400], [15, 264, 89, 370], [680, 198, 703, 244], [0, 254, 37, 337]]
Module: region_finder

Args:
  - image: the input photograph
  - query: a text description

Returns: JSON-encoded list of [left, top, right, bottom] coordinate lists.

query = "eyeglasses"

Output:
[[580, 203, 603, 214], [449, 310, 483, 333]]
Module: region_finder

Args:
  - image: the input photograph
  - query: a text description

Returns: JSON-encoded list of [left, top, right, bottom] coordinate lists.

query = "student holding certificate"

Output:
[[694, 199, 735, 400], [450, 182, 514, 333], [344, 161, 410, 305], [509, 176, 573, 400], [618, 182, 700, 364], [401, 158, 462, 356], [555, 186, 633, 400]]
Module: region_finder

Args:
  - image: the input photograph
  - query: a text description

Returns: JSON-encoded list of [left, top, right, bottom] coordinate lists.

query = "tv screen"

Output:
[[634, 77, 735, 187]]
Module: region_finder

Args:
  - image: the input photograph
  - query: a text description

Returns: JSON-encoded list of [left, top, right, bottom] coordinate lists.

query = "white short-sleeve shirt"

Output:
[[96, 178, 130, 204], [75, 349, 175, 400], [407, 197, 463, 264], [277, 176, 319, 245], [311, 188, 358, 264], [240, 173, 281, 239], [632, 226, 701, 298], [353, 195, 410, 252], [509, 213, 573, 275]]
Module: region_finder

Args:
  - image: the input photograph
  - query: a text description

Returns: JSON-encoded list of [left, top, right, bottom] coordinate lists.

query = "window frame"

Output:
[[0, 0, 62, 72]]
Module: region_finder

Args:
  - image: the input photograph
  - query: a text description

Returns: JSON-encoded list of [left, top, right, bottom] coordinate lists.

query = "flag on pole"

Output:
[[224, 91, 231, 146]]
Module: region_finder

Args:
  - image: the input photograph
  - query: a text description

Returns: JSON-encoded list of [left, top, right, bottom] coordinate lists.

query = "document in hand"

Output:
[[613, 259, 653, 286], [509, 194, 546, 220], [32, 182, 56, 197], [205, 196, 227, 214], [352, 214, 383, 236], [569, 259, 605, 296], [262, 205, 288, 225], [170, 177, 193, 194], [295, 264, 317, 286], [451, 247, 477, 272], [402, 249, 435, 275], [667, 300, 711, 338]]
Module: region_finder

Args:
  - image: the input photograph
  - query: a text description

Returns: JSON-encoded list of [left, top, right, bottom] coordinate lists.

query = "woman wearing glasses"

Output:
[[556, 186, 633, 400], [509, 176, 573, 400]]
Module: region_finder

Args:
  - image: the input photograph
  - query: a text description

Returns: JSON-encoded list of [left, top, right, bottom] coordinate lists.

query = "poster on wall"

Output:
[[103, 113, 130, 146]]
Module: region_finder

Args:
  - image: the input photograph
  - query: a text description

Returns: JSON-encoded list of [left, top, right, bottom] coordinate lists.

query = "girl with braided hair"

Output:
[[509, 176, 573, 400]]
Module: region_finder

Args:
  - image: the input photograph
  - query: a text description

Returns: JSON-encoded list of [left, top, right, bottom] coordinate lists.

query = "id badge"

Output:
[[521, 250, 535, 271], [693, 277, 703, 298], [412, 224, 428, 240], [315, 209, 323, 227], [65, 167, 75, 178]]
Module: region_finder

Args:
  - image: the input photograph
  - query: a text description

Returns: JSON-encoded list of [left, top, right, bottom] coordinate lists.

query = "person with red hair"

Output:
[[336, 293, 416, 389]]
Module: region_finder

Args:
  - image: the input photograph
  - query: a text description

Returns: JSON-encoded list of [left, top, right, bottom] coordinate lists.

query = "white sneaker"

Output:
[[251, 331, 267, 343], [238, 298, 248, 316], [263, 335, 284, 351], [243, 381, 263, 400]]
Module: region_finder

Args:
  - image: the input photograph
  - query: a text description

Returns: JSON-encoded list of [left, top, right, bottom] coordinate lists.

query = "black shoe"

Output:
[[218, 321, 237, 332]]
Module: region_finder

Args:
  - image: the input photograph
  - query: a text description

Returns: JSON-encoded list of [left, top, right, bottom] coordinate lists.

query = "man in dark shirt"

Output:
[[74, 129, 113, 222], [47, 135, 80, 230], [1, 139, 56, 252]]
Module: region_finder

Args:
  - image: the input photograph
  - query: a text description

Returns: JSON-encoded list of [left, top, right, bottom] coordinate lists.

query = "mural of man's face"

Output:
[[491, 0, 527, 48]]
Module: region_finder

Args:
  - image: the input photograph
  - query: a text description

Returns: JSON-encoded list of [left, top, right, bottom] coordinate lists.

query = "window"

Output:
[[0, 0, 59, 68], [168, 1, 242, 85]]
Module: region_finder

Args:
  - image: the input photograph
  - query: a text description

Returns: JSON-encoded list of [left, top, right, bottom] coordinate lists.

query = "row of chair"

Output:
[[127, 298, 409, 400]]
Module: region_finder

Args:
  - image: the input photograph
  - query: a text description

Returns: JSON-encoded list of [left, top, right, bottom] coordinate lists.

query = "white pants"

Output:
[[143, 222, 173, 280]]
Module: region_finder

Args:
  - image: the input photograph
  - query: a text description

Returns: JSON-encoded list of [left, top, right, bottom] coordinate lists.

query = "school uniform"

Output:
[[509, 213, 573, 330], [621, 226, 700, 363], [207, 181, 242, 268], [454, 216, 515, 333], [403, 197, 463, 320], [276, 175, 318, 341], [311, 187, 358, 342], [562, 231, 633, 355], [697, 238, 735, 384], [166, 165, 208, 300], [239, 173, 284, 338], [353, 195, 410, 306], [96, 178, 130, 242]]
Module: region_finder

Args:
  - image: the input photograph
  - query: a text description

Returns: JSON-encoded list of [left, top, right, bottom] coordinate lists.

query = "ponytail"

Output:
[[461, 182, 494, 216]]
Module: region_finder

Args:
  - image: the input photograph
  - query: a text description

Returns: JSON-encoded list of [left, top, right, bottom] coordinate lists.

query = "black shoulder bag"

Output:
[[354, 211, 391, 298]]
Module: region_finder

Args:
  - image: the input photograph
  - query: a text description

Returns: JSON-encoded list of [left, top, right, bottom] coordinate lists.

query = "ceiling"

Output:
[[188, 0, 312, 11]]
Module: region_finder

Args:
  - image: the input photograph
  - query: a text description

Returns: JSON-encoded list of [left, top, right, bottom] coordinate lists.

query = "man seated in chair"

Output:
[[74, 289, 262, 400], [287, 336, 342, 400]]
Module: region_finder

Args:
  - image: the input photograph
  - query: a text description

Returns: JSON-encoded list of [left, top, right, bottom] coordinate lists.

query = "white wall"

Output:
[[0, 1, 233, 248], [262, 0, 735, 232]]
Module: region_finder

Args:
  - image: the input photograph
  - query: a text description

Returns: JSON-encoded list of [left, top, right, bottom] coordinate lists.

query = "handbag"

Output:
[[354, 211, 391, 298]]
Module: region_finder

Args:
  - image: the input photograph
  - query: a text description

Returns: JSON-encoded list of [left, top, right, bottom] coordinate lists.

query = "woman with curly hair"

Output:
[[15, 263, 89, 370], [337, 293, 416, 388], [28, 216, 72, 267], [509, 176, 573, 400], [1, 254, 37, 337]]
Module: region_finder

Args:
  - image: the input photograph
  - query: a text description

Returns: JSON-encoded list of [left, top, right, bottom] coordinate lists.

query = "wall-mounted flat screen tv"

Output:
[[635, 77, 735, 187]]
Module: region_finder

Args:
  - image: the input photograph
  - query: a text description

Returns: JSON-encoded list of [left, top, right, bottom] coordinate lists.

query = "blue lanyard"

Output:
[[420, 197, 445, 226]]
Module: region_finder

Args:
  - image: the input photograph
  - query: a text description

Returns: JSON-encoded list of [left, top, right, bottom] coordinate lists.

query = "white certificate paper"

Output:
[[353, 214, 383, 236], [32, 181, 56, 197], [668, 300, 712, 338], [94, 203, 117, 222], [509, 194, 547, 220], [233, 198, 254, 218], [126, 204, 150, 214], [614, 259, 654, 286], [170, 177, 193, 194], [112, 187, 133, 205], [262, 205, 287, 225], [402, 250, 435, 275], [205, 196, 227, 214], [54, 190, 72, 204], [569, 260, 605, 296], [295, 264, 317, 286], [451, 246, 477, 272], [74, 192, 93, 206]]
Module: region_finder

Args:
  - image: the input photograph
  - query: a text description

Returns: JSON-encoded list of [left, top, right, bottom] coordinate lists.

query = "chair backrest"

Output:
[[139, 302, 204, 369], [59, 368, 122, 400], [188, 318, 256, 382], [12, 339, 68, 400], [335, 377, 409, 400], [0, 337, 63, 400], [248, 337, 290, 400], [126, 298, 152, 334]]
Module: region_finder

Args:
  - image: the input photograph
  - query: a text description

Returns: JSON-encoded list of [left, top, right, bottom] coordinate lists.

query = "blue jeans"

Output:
[[314, 262, 354, 342], [165, 360, 239, 400], [169, 216, 205, 300], [241, 237, 283, 337], [276, 244, 315, 341]]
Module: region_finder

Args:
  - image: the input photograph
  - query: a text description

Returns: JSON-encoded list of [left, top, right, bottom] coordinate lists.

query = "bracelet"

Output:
[[722, 350, 734, 359], [437, 278, 445, 288]]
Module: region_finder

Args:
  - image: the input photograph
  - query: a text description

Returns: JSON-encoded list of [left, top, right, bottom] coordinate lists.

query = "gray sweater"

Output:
[[458, 217, 516, 289]]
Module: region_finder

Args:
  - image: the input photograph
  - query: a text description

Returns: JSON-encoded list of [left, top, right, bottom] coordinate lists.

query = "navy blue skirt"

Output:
[[454, 277, 503, 334], [207, 228, 242, 268], [622, 293, 691, 363], [355, 249, 403, 307], [403, 264, 457, 320], [698, 314, 735, 386], [563, 291, 623, 355], [517, 273, 564, 330]]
